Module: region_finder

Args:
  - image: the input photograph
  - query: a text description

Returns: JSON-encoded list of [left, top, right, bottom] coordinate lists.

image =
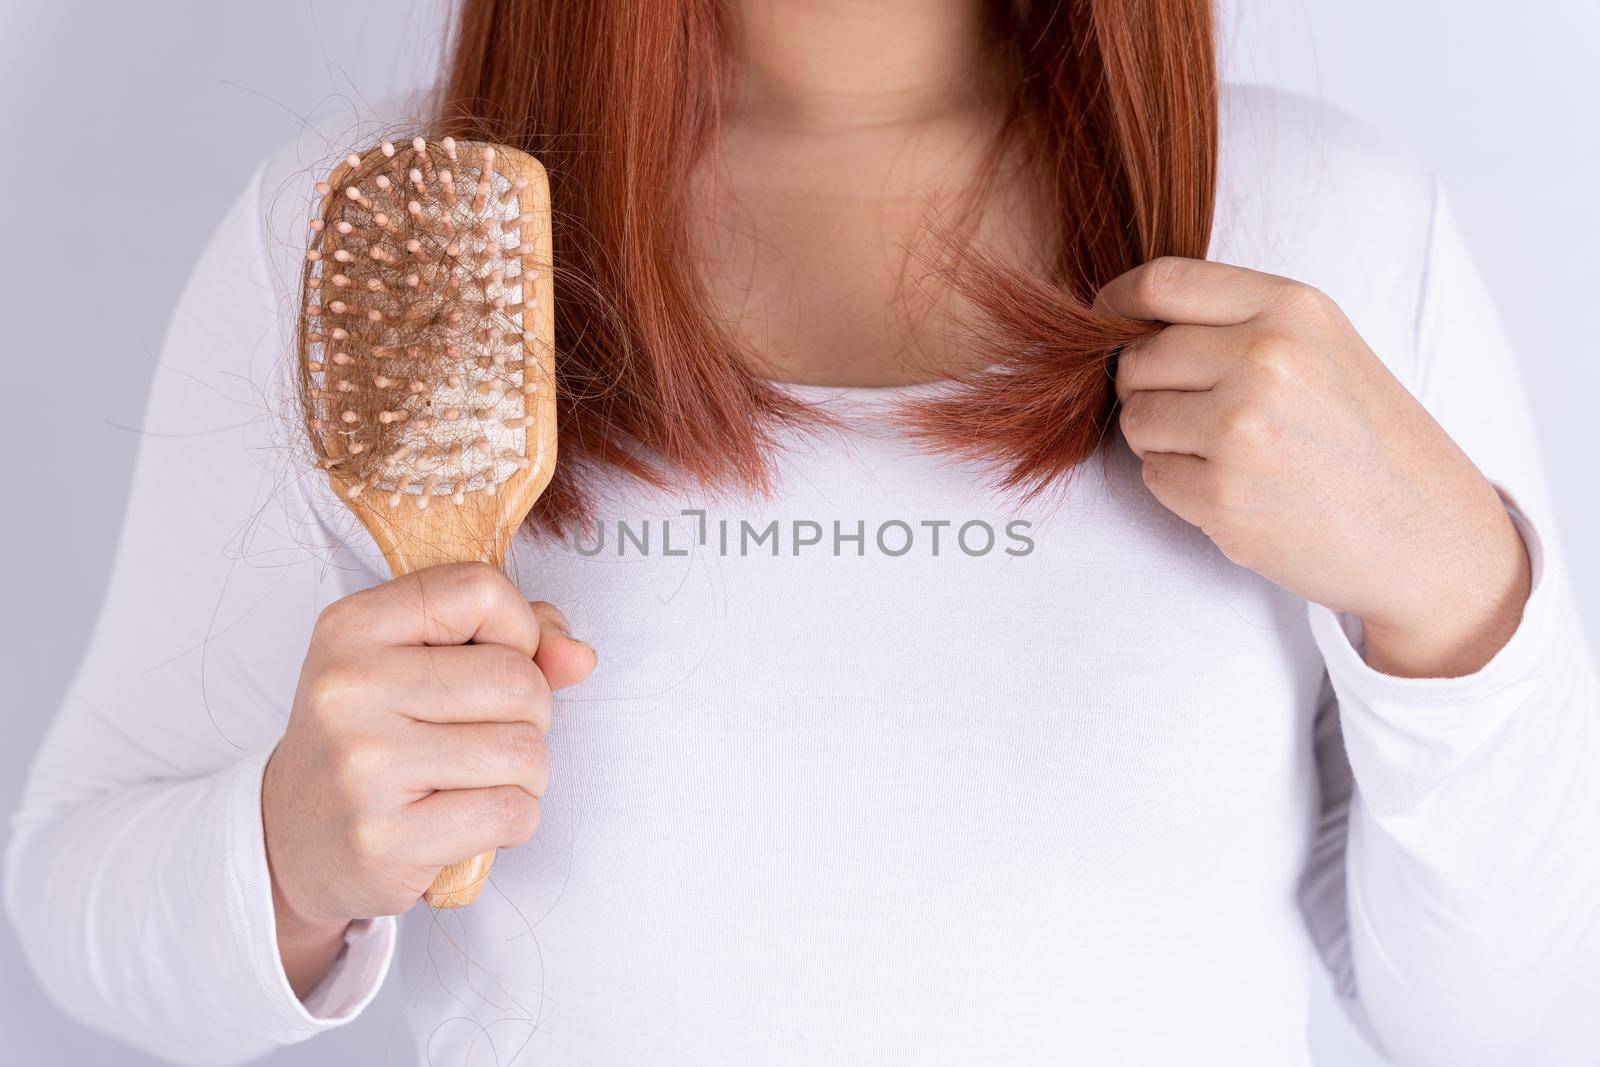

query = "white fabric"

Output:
[[7, 86, 1599, 1066]]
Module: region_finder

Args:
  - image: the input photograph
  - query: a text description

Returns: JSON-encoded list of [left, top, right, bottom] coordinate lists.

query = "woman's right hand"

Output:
[[261, 562, 596, 996]]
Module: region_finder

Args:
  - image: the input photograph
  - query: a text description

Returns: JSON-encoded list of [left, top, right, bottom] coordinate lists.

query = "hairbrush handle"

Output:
[[426, 853, 498, 908], [383, 549, 510, 910], [302, 138, 559, 910], [365, 520, 537, 912]]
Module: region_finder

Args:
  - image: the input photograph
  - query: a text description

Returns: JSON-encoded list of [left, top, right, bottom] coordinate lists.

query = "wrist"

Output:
[[262, 750, 351, 998], [1359, 503, 1531, 679], [271, 876, 350, 1000], [271, 877, 349, 944]]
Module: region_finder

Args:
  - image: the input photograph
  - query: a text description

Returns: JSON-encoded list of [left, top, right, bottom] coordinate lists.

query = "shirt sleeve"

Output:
[[3, 164, 395, 1066], [1302, 184, 1600, 1065]]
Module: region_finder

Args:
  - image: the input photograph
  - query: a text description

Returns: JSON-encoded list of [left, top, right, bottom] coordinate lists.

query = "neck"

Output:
[[726, 0, 1000, 129]]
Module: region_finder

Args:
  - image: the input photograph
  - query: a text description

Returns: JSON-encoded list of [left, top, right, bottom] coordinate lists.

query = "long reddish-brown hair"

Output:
[[437, 0, 1216, 527]]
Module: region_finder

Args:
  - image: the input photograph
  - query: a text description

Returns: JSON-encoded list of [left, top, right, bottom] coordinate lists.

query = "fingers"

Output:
[[531, 601, 598, 690], [1135, 452, 1217, 530], [1096, 257, 1290, 326], [1114, 323, 1229, 401], [319, 562, 541, 654], [379, 644, 554, 729], [405, 785, 542, 866], [1118, 390, 1220, 459], [397, 720, 550, 797], [316, 568, 597, 693]]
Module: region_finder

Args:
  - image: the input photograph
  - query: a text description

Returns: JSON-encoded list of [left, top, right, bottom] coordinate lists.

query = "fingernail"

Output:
[[533, 600, 572, 636]]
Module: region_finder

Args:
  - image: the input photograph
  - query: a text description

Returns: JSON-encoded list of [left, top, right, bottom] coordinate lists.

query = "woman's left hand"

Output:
[[1099, 256, 1530, 678]]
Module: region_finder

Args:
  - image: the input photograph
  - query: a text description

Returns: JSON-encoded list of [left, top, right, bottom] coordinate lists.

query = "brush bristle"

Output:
[[300, 139, 542, 507]]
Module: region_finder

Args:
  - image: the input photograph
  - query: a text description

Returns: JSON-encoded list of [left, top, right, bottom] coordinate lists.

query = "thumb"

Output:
[[529, 601, 597, 690]]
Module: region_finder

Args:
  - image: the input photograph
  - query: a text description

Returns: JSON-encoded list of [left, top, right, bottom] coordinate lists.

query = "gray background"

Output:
[[2, 1, 1595, 1064]]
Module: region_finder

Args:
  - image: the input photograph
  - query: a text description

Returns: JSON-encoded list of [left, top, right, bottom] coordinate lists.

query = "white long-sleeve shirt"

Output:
[[7, 85, 1599, 1067]]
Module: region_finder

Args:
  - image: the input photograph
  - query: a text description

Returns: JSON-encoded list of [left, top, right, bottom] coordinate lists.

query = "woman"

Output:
[[9, 1, 1598, 1064]]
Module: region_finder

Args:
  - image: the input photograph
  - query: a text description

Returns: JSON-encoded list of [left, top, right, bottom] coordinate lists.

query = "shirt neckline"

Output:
[[765, 376, 959, 413]]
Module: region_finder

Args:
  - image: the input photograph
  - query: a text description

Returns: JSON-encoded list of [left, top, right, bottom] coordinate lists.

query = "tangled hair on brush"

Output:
[[436, 0, 1217, 527]]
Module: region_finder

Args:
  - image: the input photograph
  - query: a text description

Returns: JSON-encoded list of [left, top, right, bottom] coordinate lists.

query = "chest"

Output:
[[502, 435, 1326, 905], [402, 428, 1330, 1060]]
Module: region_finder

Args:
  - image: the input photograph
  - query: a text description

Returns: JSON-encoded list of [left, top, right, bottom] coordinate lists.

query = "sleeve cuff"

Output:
[[221, 747, 395, 1038], [1307, 487, 1556, 811]]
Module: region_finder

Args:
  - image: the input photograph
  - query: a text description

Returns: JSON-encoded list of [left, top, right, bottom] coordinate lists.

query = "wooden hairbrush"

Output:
[[297, 137, 556, 908]]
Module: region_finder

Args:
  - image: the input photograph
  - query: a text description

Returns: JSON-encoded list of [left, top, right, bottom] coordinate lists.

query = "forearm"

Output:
[[7, 751, 300, 1066], [8, 736, 399, 1067], [1313, 507, 1600, 1064]]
